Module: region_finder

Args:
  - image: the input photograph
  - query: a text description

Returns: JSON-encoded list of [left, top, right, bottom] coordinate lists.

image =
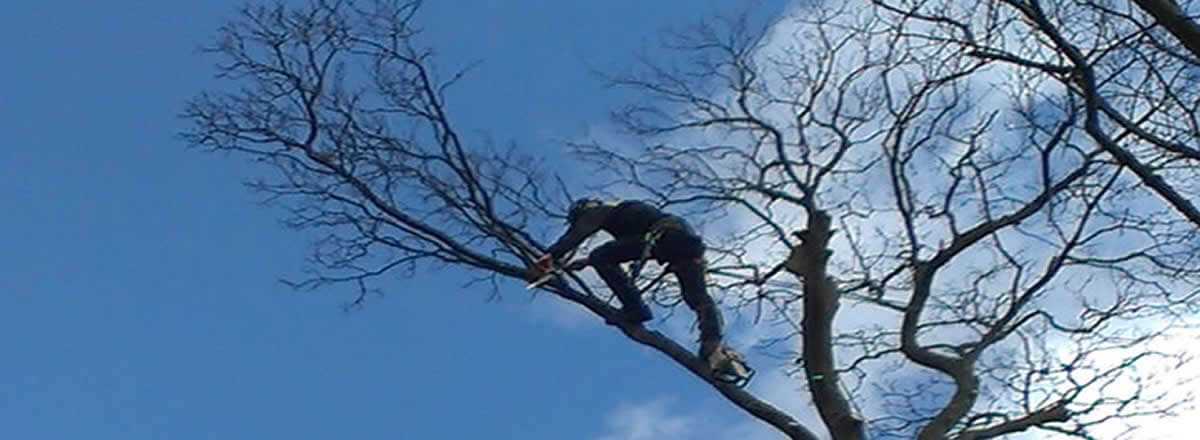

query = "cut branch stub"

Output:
[[786, 210, 836, 293]]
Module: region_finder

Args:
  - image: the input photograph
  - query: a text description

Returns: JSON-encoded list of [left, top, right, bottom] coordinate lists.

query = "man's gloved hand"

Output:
[[529, 254, 554, 280]]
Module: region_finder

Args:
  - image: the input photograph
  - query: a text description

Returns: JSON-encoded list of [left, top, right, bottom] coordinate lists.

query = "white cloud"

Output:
[[595, 398, 699, 440], [558, 0, 1200, 438], [594, 384, 831, 440], [1042, 326, 1200, 440]]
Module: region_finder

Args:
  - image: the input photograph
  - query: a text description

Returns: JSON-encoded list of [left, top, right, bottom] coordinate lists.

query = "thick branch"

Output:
[[1131, 0, 1200, 61], [785, 210, 866, 440], [535, 277, 823, 440]]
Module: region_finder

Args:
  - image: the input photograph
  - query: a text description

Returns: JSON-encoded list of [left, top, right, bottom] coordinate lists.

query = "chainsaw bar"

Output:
[[525, 271, 559, 290]]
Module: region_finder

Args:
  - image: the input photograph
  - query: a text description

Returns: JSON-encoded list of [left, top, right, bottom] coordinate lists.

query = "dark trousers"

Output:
[[589, 230, 725, 358]]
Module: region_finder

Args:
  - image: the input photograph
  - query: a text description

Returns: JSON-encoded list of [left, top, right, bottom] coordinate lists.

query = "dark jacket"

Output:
[[546, 200, 700, 261]]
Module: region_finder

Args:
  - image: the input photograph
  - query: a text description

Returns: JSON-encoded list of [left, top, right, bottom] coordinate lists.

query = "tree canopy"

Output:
[[183, 1, 1200, 438]]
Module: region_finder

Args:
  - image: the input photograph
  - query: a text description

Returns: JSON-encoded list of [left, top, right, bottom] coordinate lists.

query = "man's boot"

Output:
[[704, 344, 754, 387]]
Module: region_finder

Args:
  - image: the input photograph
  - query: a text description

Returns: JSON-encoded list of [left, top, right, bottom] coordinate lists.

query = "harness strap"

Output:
[[628, 217, 684, 280]]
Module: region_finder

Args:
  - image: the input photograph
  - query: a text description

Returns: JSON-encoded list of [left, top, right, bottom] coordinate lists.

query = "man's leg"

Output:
[[672, 259, 724, 358], [674, 259, 753, 385], [590, 238, 652, 322]]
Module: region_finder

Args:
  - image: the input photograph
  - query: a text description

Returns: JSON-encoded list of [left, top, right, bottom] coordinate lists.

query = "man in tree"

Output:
[[530, 198, 753, 386]]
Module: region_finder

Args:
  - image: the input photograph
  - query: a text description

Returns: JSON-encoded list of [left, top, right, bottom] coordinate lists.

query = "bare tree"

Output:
[[572, 0, 1200, 438], [182, 0, 1200, 439], [181, 1, 820, 438]]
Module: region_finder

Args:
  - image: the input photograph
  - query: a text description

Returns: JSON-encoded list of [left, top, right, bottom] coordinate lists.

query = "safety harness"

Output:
[[627, 216, 682, 280]]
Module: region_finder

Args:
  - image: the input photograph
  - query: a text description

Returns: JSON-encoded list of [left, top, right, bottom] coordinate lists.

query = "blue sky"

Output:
[[1, 1, 796, 439]]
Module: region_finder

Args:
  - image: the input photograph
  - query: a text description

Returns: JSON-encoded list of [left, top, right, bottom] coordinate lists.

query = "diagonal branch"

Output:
[[534, 276, 824, 440], [1004, 0, 1200, 228], [1131, 0, 1200, 61]]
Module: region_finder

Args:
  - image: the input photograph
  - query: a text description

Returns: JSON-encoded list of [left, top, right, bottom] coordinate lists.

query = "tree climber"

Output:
[[528, 198, 754, 386]]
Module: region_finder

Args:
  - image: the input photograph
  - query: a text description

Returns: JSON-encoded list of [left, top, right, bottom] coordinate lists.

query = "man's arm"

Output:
[[528, 203, 615, 279], [546, 204, 613, 261]]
